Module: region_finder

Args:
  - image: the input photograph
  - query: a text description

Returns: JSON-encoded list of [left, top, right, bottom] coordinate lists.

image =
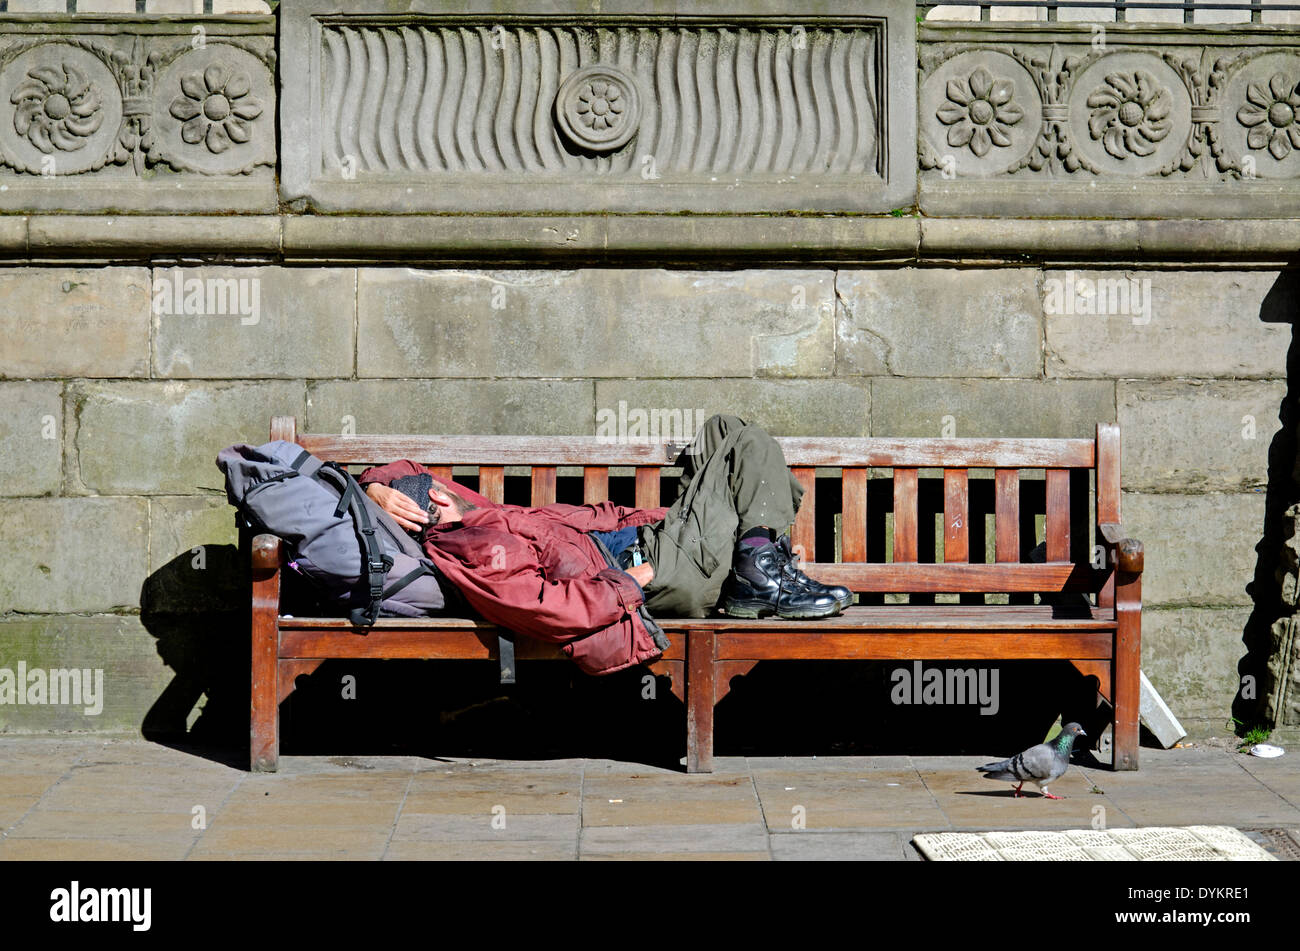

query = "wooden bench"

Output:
[[246, 416, 1143, 773]]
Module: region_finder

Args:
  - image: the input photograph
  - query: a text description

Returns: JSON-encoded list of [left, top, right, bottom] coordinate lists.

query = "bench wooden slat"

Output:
[[806, 561, 1094, 592], [429, 465, 453, 484], [531, 466, 556, 506], [716, 630, 1114, 660], [995, 468, 1019, 562], [791, 467, 816, 562], [841, 467, 867, 562], [291, 434, 1096, 469], [584, 466, 609, 504], [943, 468, 968, 563], [479, 465, 504, 503], [893, 468, 918, 563], [280, 602, 1112, 634], [635, 466, 660, 509], [1046, 468, 1070, 562]]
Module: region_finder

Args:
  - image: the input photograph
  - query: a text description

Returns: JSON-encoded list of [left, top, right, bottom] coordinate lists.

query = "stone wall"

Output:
[[1, 262, 1293, 742]]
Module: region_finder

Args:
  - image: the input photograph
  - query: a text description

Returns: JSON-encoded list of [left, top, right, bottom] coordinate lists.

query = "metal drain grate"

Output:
[[1242, 828, 1300, 861]]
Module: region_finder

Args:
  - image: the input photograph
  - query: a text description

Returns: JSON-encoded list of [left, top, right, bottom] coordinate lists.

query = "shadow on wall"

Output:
[[1236, 270, 1300, 735]]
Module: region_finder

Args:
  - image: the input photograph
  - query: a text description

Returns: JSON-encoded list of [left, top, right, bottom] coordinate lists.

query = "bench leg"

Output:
[[686, 631, 716, 773], [1113, 596, 1141, 771], [250, 597, 279, 773]]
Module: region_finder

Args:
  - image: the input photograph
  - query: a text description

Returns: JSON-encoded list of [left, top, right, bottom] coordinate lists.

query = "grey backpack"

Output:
[[216, 441, 450, 625]]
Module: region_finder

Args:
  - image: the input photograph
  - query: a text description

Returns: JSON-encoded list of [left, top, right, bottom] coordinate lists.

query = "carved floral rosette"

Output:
[[0, 29, 275, 179], [920, 30, 1300, 182]]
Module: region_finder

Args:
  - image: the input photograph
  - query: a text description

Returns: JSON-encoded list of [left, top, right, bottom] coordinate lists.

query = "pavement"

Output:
[[0, 736, 1297, 860]]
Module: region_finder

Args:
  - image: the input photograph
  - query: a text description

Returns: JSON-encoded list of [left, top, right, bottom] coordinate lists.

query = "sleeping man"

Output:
[[357, 414, 851, 676]]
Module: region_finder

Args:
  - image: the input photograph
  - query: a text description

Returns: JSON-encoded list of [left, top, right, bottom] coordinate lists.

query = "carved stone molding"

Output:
[[0, 15, 276, 213], [280, 0, 916, 214], [919, 23, 1300, 218]]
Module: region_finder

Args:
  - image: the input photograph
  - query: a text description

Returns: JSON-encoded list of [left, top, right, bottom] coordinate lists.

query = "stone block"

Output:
[[0, 616, 175, 734], [71, 381, 306, 495], [1118, 381, 1287, 492], [871, 378, 1114, 437], [1120, 491, 1267, 607], [153, 267, 355, 379], [0, 499, 147, 613], [146, 497, 242, 615], [1046, 271, 1292, 379], [593, 380, 869, 437], [835, 269, 1042, 378], [357, 268, 836, 379], [307, 380, 594, 436], [0, 269, 150, 379], [1142, 607, 1251, 721], [0, 382, 62, 496]]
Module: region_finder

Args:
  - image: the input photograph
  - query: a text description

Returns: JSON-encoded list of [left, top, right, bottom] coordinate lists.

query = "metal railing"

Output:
[[919, 0, 1300, 22]]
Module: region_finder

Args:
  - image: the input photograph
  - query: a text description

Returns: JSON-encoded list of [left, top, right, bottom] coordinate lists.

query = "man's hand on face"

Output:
[[365, 483, 429, 533]]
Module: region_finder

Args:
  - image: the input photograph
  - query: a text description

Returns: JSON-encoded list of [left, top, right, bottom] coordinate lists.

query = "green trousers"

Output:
[[638, 414, 804, 618]]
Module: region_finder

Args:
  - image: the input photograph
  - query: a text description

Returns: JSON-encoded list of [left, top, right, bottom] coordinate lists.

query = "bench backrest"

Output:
[[274, 417, 1120, 605]]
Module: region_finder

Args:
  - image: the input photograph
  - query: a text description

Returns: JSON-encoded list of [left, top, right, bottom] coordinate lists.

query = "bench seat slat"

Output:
[[716, 630, 1114, 661]]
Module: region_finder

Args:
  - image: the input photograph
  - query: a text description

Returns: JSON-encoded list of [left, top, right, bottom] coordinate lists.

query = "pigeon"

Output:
[[976, 722, 1086, 799]]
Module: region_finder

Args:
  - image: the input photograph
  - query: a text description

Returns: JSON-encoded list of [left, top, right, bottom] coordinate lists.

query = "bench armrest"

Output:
[[251, 532, 283, 578], [1099, 522, 1143, 575]]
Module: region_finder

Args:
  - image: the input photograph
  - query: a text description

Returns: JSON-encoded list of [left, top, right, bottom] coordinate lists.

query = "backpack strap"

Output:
[[497, 633, 516, 685], [313, 462, 393, 628]]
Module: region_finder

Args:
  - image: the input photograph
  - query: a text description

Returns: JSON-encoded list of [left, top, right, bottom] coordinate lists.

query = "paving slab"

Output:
[[769, 831, 914, 861], [390, 812, 580, 843], [383, 841, 580, 861], [584, 798, 764, 827], [579, 823, 771, 855]]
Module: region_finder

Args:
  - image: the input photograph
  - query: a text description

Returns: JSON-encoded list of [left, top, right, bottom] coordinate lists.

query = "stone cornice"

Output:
[[3, 213, 1298, 265]]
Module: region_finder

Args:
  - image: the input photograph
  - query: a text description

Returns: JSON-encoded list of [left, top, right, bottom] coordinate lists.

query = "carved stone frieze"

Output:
[[919, 23, 1300, 217], [0, 16, 276, 212], [280, 0, 917, 214]]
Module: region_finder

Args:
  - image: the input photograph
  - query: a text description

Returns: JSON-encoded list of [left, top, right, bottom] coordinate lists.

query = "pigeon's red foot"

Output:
[[1043, 792, 1064, 800], [1012, 783, 1023, 798]]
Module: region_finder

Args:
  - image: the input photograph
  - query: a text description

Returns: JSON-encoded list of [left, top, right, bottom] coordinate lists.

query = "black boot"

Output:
[[720, 538, 841, 619], [774, 535, 854, 611]]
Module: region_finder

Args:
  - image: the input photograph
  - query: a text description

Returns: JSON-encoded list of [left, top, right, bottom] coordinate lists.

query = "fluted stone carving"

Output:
[[281, 1, 916, 214]]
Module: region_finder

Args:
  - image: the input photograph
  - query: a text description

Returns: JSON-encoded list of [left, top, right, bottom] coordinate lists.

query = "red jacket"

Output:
[[358, 460, 669, 675]]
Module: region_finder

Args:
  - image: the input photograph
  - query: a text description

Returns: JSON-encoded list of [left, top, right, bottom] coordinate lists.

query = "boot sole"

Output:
[[722, 598, 841, 620]]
